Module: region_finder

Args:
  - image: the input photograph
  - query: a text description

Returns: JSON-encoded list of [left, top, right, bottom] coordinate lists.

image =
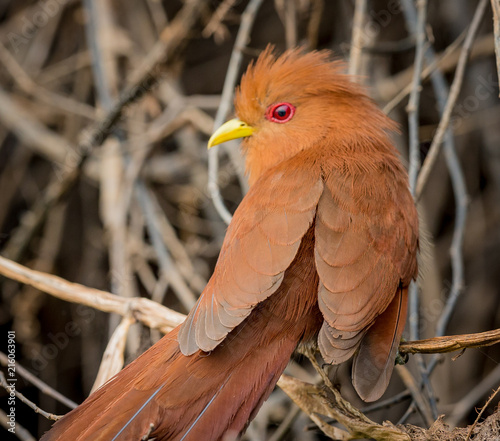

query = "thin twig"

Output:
[[415, 25, 468, 384], [0, 42, 96, 119], [135, 182, 197, 310], [0, 87, 70, 165], [90, 314, 136, 392], [490, 0, 500, 96], [267, 405, 302, 441], [208, 0, 264, 224], [0, 371, 62, 421], [202, 0, 237, 39], [348, 0, 367, 77], [415, 0, 489, 199], [382, 30, 467, 114], [401, 0, 438, 420], [397, 401, 416, 425], [418, 1, 489, 386], [0, 352, 77, 409], [404, 0, 428, 194], [465, 385, 500, 440], [360, 390, 411, 414], [128, 0, 207, 85], [306, 0, 324, 50], [395, 365, 434, 427], [83, 0, 138, 350], [379, 32, 494, 109], [448, 363, 500, 426], [276, 0, 297, 49]]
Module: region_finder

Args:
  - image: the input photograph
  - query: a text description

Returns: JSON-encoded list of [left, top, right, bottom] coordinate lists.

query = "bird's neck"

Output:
[[245, 141, 405, 189]]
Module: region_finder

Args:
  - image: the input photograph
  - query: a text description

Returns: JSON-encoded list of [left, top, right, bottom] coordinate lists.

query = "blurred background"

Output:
[[0, 0, 499, 439]]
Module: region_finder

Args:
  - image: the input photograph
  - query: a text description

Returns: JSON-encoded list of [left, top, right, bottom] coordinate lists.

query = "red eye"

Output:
[[265, 102, 295, 123]]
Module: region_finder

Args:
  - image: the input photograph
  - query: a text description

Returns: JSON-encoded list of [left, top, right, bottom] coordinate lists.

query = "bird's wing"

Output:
[[178, 160, 323, 355], [315, 167, 418, 397]]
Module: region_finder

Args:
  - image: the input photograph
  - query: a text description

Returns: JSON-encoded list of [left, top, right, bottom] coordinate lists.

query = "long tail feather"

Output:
[[41, 319, 304, 441], [352, 286, 408, 402]]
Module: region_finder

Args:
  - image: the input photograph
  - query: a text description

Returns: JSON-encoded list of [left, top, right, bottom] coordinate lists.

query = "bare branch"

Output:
[[490, 0, 500, 95], [0, 256, 185, 333], [0, 371, 62, 422], [0, 352, 77, 410], [399, 328, 500, 354], [416, 0, 489, 198], [348, 0, 368, 77], [208, 0, 264, 224]]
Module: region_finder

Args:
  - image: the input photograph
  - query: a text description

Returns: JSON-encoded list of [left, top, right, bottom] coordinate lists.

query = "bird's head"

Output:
[[208, 47, 397, 185]]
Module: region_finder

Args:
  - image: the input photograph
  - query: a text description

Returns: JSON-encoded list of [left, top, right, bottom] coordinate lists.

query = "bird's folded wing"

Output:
[[179, 160, 324, 355], [315, 169, 418, 365]]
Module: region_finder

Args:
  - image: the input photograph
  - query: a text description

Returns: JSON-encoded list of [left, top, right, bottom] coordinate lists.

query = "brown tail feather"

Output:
[[352, 286, 408, 402], [41, 316, 306, 440]]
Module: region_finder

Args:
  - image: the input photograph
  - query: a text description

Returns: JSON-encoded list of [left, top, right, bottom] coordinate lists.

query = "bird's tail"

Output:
[[41, 323, 300, 441], [352, 286, 408, 402]]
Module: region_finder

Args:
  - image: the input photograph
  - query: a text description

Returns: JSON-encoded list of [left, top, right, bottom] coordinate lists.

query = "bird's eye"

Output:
[[265, 102, 295, 123]]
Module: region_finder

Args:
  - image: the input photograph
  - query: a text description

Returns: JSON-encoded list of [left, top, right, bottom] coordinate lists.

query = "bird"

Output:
[[41, 47, 419, 441]]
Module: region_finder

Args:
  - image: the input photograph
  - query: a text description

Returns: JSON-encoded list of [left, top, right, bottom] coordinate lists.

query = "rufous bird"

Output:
[[41, 48, 418, 441]]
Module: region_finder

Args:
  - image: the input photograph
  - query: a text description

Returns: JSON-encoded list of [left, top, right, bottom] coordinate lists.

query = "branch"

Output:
[[278, 374, 410, 441], [1, 0, 207, 262], [2, 253, 500, 357], [379, 32, 494, 109], [415, 0, 489, 199], [208, 0, 264, 224], [0, 256, 184, 333], [491, 0, 500, 96], [348, 0, 367, 78], [0, 353, 77, 410], [0, 371, 62, 422], [466, 385, 500, 440], [399, 328, 500, 354], [405, 0, 427, 194]]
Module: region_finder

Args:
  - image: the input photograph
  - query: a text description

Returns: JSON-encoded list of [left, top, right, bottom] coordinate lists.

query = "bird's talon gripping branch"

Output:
[[395, 351, 410, 365]]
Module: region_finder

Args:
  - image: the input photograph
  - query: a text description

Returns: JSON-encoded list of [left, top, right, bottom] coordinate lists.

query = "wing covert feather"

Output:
[[318, 321, 365, 364], [178, 160, 323, 355], [315, 169, 418, 373]]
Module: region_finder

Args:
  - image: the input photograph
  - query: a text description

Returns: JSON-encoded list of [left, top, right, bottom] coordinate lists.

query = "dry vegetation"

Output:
[[0, 0, 500, 440]]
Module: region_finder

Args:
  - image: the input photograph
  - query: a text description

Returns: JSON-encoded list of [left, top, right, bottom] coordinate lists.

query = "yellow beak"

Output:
[[207, 119, 255, 149]]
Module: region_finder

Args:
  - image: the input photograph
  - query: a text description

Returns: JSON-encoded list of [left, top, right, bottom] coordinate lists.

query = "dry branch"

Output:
[[0, 371, 61, 422], [378, 33, 495, 106], [416, 0, 489, 198], [1, 0, 208, 262], [348, 0, 367, 77], [208, 0, 264, 224], [0, 256, 184, 333], [0, 353, 77, 410], [399, 328, 500, 354], [278, 374, 410, 441], [491, 0, 500, 94]]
